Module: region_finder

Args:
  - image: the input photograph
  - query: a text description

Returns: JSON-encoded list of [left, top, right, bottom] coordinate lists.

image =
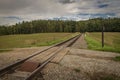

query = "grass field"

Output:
[[85, 32, 120, 53], [0, 33, 79, 49]]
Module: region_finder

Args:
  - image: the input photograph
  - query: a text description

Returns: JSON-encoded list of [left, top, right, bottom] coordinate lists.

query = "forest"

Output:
[[0, 18, 120, 35]]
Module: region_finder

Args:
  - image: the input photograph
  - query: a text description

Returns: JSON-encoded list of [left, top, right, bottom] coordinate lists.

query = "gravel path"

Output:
[[41, 48, 120, 80], [71, 34, 87, 49]]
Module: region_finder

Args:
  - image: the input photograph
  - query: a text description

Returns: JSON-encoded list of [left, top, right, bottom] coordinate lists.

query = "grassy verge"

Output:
[[85, 32, 120, 53], [35, 33, 79, 46], [0, 33, 79, 49], [74, 68, 81, 73], [113, 56, 120, 61], [0, 49, 12, 53]]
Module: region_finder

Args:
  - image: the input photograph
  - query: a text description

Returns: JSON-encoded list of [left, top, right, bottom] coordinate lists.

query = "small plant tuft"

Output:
[[113, 56, 120, 61], [0, 49, 12, 53], [74, 68, 80, 73]]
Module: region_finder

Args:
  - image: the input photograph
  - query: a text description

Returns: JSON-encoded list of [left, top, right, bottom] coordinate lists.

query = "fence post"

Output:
[[102, 26, 104, 48]]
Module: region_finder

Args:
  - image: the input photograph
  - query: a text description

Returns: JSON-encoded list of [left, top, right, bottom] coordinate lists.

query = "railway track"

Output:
[[0, 34, 81, 80]]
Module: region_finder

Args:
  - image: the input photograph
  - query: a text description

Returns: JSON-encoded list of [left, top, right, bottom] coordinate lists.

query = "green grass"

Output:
[[0, 49, 12, 53], [85, 32, 120, 53], [113, 56, 120, 61], [74, 68, 80, 73], [0, 33, 79, 49]]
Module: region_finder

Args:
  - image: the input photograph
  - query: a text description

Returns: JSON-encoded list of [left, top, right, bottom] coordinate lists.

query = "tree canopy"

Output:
[[0, 18, 120, 35]]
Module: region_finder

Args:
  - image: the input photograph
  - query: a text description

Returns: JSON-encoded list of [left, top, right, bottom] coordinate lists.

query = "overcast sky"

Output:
[[0, 0, 120, 25]]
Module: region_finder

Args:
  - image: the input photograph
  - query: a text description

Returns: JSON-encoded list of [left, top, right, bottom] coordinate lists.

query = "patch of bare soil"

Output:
[[0, 47, 48, 69]]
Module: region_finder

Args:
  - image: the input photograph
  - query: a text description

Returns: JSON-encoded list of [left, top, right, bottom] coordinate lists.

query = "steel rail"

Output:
[[24, 34, 81, 80], [0, 34, 80, 76]]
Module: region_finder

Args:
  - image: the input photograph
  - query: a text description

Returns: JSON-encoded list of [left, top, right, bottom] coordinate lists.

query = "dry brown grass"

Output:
[[0, 33, 78, 49]]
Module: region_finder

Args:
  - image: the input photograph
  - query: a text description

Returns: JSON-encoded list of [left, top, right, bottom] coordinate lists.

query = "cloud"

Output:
[[3, 16, 22, 20], [0, 0, 69, 16], [58, 0, 76, 4], [0, 0, 120, 25], [0, 16, 22, 25], [98, 4, 108, 8]]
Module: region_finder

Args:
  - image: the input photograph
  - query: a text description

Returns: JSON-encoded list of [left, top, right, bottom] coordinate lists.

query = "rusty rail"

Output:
[[25, 34, 81, 80], [0, 34, 80, 77]]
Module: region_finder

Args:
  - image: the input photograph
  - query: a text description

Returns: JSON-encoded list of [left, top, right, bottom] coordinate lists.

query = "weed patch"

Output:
[[0, 49, 12, 53], [113, 56, 120, 61], [74, 68, 80, 73]]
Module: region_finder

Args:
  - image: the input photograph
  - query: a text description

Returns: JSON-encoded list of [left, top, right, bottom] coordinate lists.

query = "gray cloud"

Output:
[[58, 0, 76, 4], [0, 0, 33, 14], [0, 0, 68, 16], [0, 0, 120, 25]]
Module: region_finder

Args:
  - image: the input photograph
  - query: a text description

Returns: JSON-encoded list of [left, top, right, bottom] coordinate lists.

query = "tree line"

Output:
[[0, 18, 120, 35]]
